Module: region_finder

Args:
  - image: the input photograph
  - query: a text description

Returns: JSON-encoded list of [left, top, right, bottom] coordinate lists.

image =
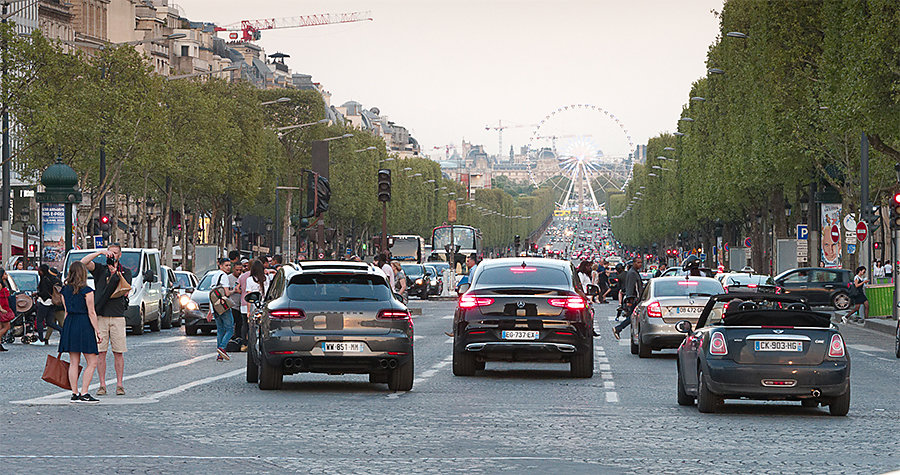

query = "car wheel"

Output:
[[369, 372, 388, 384], [801, 399, 819, 408], [828, 388, 850, 416], [637, 333, 652, 358], [387, 353, 414, 391], [173, 313, 182, 327], [258, 357, 283, 390], [131, 321, 144, 335], [246, 347, 259, 383], [569, 337, 593, 378], [696, 369, 722, 413], [832, 292, 851, 311], [202, 328, 213, 335], [161, 304, 172, 329], [148, 306, 160, 332], [677, 364, 695, 406], [185, 325, 198, 336], [421, 289, 429, 300], [630, 332, 638, 355], [452, 338, 478, 376]]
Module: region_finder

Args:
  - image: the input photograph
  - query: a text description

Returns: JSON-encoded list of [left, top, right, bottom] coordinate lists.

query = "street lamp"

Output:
[[726, 31, 749, 39], [260, 97, 291, 105], [276, 119, 328, 133], [166, 64, 239, 81], [690, 96, 706, 102], [656, 156, 669, 160], [678, 117, 694, 123], [322, 133, 353, 142], [355, 146, 377, 153], [673, 132, 685, 137], [708, 68, 725, 75]]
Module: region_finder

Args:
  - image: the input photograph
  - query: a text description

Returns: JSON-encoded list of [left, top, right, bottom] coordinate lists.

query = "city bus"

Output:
[[429, 225, 483, 270], [390, 235, 426, 263]]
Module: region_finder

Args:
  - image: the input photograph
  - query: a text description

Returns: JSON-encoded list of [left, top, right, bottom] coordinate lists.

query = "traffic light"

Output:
[[514, 234, 521, 249], [99, 215, 111, 240], [874, 242, 881, 250], [377, 169, 392, 202], [28, 244, 36, 254], [892, 191, 900, 228]]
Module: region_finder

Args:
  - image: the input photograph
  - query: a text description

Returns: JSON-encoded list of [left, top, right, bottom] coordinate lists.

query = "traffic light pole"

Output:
[[381, 201, 387, 253], [894, 225, 899, 321]]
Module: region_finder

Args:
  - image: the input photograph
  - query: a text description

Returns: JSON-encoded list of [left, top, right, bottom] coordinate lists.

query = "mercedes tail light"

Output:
[[377, 309, 411, 320], [269, 309, 306, 320], [548, 296, 586, 310], [647, 300, 662, 318], [709, 331, 728, 355], [459, 295, 494, 309], [828, 334, 846, 358]]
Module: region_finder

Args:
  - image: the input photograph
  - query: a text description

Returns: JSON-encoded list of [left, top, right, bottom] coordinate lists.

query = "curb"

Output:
[[863, 318, 897, 336]]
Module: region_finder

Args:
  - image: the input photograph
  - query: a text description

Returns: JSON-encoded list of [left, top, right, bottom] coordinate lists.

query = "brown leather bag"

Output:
[[42, 353, 82, 390], [110, 272, 131, 299]]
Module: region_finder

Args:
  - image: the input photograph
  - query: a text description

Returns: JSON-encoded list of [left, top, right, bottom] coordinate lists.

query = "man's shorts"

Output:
[[97, 316, 127, 353]]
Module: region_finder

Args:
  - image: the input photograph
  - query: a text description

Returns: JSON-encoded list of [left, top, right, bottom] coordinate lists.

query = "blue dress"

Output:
[[58, 285, 98, 355]]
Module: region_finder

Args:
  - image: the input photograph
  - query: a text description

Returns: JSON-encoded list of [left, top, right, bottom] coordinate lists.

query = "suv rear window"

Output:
[[474, 266, 571, 288], [287, 273, 392, 301], [654, 279, 724, 297]]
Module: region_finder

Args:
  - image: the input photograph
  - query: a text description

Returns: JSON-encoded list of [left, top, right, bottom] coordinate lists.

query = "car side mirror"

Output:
[[457, 283, 470, 294], [144, 270, 156, 282], [186, 287, 195, 294], [245, 291, 261, 304], [675, 320, 692, 334]]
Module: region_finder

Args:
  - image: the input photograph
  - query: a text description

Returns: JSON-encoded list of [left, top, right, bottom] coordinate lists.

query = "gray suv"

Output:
[[246, 261, 414, 391]]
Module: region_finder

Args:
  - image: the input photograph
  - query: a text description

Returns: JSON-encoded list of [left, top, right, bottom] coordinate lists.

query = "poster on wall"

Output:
[[41, 204, 66, 270], [820, 203, 842, 269]]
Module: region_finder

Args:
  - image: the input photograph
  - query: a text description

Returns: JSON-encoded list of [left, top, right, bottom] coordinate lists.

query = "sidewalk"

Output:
[[861, 317, 897, 336]]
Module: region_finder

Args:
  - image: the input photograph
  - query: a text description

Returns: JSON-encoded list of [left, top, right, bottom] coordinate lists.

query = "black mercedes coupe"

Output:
[[674, 293, 850, 416]]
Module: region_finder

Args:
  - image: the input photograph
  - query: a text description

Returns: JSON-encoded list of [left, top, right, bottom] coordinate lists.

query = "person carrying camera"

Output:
[[81, 243, 133, 396]]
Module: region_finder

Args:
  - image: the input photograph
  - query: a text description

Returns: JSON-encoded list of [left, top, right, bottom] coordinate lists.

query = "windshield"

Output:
[[432, 226, 476, 251], [65, 250, 142, 277], [391, 237, 420, 261], [474, 265, 571, 288], [9, 272, 38, 292], [726, 275, 775, 286], [401, 264, 425, 277], [286, 274, 392, 301], [654, 279, 724, 297], [196, 272, 217, 291], [175, 273, 194, 289]]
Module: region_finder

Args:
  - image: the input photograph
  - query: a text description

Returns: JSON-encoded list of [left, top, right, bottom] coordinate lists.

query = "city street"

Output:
[[1, 299, 897, 473]]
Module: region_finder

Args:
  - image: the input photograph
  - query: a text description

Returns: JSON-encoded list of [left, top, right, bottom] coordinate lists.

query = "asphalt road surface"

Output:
[[1, 299, 898, 473]]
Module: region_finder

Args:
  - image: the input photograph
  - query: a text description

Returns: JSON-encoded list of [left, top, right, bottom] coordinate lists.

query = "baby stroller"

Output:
[[2, 292, 38, 344]]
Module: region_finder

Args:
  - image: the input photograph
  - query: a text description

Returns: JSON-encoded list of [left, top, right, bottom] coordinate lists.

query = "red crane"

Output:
[[215, 11, 373, 42]]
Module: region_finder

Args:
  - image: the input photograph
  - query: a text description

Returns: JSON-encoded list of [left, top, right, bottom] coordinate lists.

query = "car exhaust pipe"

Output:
[[387, 359, 398, 369], [283, 358, 293, 368], [379, 359, 389, 369], [811, 389, 821, 398]]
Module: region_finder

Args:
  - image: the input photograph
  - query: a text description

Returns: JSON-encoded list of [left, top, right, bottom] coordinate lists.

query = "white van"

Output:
[[63, 248, 164, 335]]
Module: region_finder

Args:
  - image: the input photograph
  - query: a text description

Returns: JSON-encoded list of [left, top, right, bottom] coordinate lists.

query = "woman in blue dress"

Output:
[[58, 261, 102, 403]]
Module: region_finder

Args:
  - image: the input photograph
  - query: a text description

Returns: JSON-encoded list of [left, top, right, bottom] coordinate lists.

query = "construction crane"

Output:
[[485, 120, 536, 158], [215, 11, 373, 42]]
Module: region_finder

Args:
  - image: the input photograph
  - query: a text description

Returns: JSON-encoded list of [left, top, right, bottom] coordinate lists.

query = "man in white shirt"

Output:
[[884, 261, 893, 279], [375, 253, 395, 289]]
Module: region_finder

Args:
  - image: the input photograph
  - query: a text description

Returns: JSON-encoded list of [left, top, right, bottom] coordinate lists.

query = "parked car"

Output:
[[246, 261, 414, 391], [675, 293, 850, 415], [425, 265, 442, 296], [63, 248, 164, 334], [183, 270, 218, 336], [400, 263, 430, 299], [452, 258, 594, 378], [630, 276, 725, 358], [159, 265, 182, 329], [773, 267, 852, 310]]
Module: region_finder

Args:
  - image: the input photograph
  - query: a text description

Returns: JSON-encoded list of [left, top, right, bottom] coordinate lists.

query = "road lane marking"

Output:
[[605, 392, 619, 403], [848, 344, 887, 353], [441, 315, 454, 319], [603, 381, 615, 389], [394, 355, 452, 398], [601, 372, 612, 379], [597, 364, 611, 371], [11, 353, 217, 404], [150, 369, 244, 399], [596, 357, 608, 363], [618, 339, 629, 346], [414, 335, 424, 341], [135, 336, 189, 345], [444, 338, 453, 344]]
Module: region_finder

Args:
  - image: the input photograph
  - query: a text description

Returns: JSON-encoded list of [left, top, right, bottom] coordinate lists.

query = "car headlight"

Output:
[[185, 300, 199, 311], [416, 279, 423, 285], [178, 294, 191, 307]]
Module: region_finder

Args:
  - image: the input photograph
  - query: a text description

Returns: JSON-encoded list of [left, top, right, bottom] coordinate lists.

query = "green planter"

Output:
[[865, 285, 893, 317]]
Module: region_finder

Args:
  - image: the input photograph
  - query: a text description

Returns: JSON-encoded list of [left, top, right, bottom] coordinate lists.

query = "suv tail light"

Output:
[[548, 296, 586, 310], [459, 295, 494, 309], [646, 300, 662, 318], [828, 334, 845, 358], [269, 309, 306, 320], [377, 309, 411, 320], [709, 331, 728, 355]]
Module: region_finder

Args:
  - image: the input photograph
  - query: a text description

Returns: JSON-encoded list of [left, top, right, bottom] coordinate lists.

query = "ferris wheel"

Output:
[[526, 104, 634, 213]]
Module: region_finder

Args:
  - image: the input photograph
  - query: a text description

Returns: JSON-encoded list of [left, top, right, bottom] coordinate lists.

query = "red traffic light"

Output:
[[100, 215, 110, 224], [892, 192, 900, 206], [28, 244, 37, 253]]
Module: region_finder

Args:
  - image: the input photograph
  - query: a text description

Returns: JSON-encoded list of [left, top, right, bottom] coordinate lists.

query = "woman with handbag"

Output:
[[0, 269, 15, 351], [58, 261, 102, 403]]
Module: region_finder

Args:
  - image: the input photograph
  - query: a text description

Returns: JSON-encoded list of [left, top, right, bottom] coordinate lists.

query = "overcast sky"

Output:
[[179, 0, 725, 158]]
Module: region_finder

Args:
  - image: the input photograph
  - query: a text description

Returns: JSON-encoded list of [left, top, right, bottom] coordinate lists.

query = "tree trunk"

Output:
[[282, 188, 294, 260]]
